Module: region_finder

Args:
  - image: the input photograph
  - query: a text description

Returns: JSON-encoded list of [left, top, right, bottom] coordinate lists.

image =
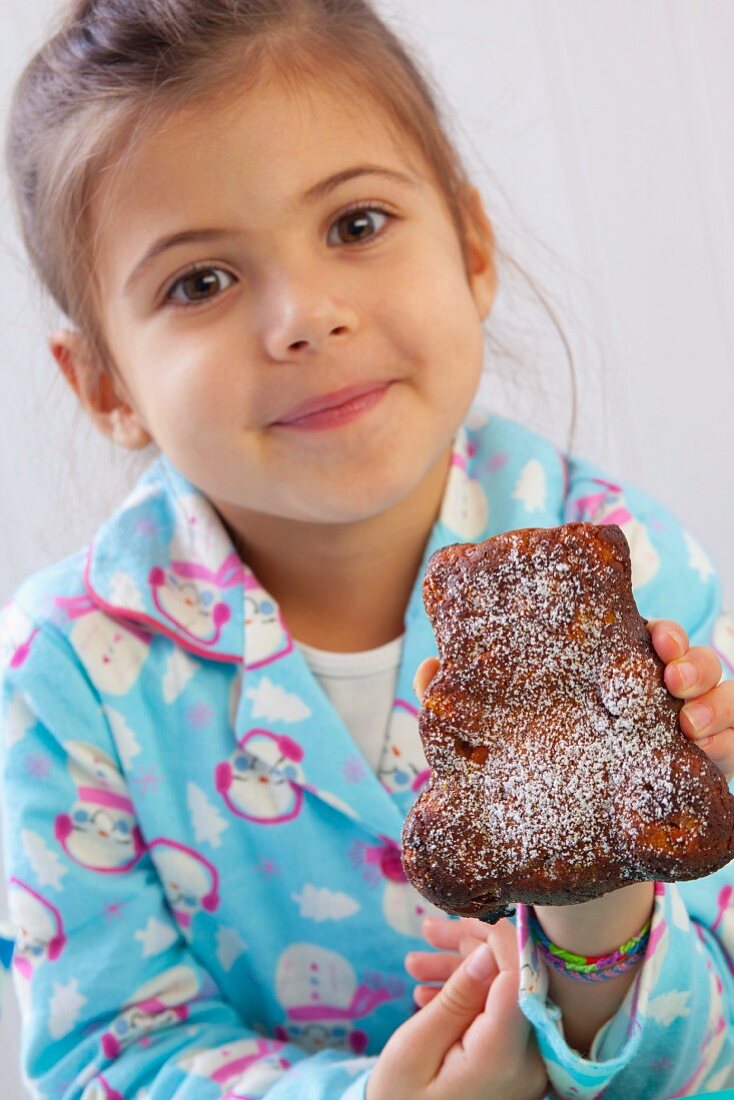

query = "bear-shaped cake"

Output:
[[401, 522, 734, 923]]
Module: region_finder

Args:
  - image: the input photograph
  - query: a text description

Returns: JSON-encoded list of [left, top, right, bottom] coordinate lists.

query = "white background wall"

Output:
[[1, 1, 732, 1095]]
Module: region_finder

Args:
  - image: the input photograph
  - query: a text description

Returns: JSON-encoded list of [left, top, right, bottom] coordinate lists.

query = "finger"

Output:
[[413, 657, 440, 701], [695, 728, 734, 783], [401, 941, 500, 1083], [462, 967, 531, 1063], [647, 619, 689, 664], [413, 984, 441, 1007], [665, 646, 723, 699], [405, 949, 464, 983], [458, 933, 487, 958], [406, 935, 487, 987], [422, 915, 490, 950], [461, 919, 527, 1060], [683, 721, 734, 782], [482, 916, 520, 973], [680, 681, 734, 741]]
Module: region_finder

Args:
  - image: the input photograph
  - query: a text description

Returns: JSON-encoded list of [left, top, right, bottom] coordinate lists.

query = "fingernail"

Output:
[[466, 942, 494, 980], [682, 701, 713, 734], [674, 661, 696, 690]]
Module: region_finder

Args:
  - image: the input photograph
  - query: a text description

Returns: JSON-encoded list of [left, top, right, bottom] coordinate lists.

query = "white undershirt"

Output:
[[294, 634, 405, 772]]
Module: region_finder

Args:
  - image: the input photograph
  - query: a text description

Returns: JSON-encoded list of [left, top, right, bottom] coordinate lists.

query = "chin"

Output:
[[302, 472, 425, 525], [269, 428, 447, 524]]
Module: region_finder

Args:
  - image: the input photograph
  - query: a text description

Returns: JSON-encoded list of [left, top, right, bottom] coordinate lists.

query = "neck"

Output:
[[219, 447, 452, 652]]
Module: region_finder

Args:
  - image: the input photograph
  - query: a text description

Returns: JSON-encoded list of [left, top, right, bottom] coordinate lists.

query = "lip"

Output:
[[273, 381, 392, 426]]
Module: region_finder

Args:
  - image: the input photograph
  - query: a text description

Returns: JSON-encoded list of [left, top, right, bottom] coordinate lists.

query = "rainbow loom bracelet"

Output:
[[528, 908, 652, 983]]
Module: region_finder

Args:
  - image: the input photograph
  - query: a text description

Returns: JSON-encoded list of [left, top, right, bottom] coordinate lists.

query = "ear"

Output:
[[461, 185, 497, 321], [48, 328, 152, 450]]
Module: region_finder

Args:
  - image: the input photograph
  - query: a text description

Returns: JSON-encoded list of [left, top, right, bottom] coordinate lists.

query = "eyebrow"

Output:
[[123, 164, 419, 293]]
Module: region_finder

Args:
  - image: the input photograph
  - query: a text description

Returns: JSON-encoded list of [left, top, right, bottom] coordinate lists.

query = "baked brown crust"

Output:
[[401, 522, 734, 922]]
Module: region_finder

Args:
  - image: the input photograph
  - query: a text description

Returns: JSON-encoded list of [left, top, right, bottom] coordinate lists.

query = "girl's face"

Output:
[[91, 74, 495, 525]]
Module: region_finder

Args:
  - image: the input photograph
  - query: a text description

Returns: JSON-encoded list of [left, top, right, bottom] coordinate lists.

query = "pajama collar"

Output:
[[83, 419, 504, 665]]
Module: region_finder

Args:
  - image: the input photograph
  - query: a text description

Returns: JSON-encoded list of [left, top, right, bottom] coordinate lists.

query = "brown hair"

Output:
[[5, 0, 577, 440], [7, 1, 488, 374]]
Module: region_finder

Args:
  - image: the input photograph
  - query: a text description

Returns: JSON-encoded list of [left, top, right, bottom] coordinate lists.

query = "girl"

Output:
[[1, 1, 733, 1097]]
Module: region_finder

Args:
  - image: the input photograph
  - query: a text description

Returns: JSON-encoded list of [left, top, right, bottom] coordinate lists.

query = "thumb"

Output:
[[413, 657, 439, 701], [406, 941, 499, 1083], [462, 916, 532, 1063]]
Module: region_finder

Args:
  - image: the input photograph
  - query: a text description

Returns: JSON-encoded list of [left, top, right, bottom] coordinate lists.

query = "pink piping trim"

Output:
[[83, 545, 241, 664], [171, 553, 244, 588]]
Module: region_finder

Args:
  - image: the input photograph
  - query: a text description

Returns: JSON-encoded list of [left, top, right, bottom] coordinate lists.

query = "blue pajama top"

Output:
[[1, 410, 733, 1099]]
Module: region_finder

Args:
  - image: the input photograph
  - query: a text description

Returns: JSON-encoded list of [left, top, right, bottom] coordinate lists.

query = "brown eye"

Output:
[[328, 206, 391, 247], [166, 266, 235, 306]]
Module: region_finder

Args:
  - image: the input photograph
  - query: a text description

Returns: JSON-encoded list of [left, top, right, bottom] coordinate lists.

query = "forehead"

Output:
[[92, 75, 425, 277]]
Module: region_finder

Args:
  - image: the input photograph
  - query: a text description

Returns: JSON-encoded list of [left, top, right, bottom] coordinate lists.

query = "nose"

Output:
[[259, 266, 359, 360]]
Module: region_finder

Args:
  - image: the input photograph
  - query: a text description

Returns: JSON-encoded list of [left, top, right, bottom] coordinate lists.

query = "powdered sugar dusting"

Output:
[[401, 524, 733, 917]]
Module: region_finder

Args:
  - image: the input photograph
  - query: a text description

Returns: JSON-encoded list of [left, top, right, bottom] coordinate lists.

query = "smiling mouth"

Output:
[[273, 381, 391, 423], [272, 382, 392, 430]]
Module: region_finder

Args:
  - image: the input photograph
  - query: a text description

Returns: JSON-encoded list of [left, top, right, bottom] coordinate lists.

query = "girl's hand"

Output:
[[648, 618, 734, 781], [406, 914, 495, 1007], [414, 618, 734, 781], [367, 917, 547, 1100]]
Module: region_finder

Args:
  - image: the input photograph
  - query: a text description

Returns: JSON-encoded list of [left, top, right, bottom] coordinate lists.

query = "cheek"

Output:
[[134, 349, 259, 450], [385, 262, 484, 369], [111, 308, 255, 417], [162, 359, 233, 415]]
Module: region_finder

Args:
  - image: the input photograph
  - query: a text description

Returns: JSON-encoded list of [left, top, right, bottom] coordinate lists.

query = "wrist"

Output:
[[532, 881, 656, 956], [529, 904, 650, 983]]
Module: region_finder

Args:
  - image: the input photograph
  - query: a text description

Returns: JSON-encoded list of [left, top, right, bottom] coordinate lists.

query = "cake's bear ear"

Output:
[[561, 520, 626, 571], [423, 543, 470, 614], [586, 522, 633, 578]]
